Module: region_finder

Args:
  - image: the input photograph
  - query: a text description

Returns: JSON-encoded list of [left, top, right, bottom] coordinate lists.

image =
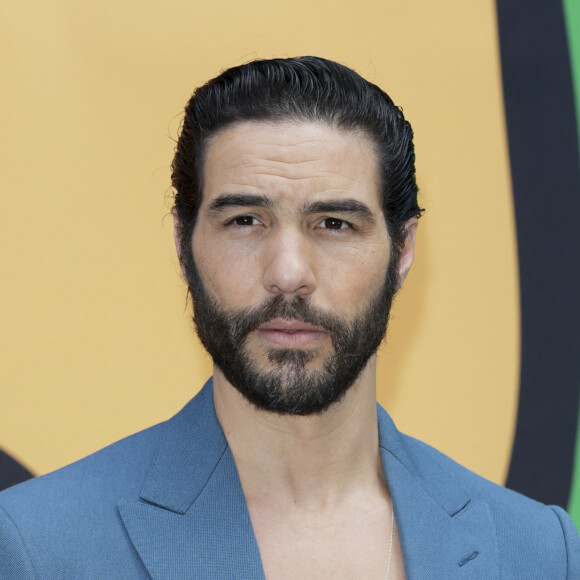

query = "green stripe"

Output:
[[563, 0, 580, 528]]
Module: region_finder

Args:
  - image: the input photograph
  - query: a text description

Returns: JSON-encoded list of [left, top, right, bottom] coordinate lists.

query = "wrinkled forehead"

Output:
[[201, 120, 383, 211]]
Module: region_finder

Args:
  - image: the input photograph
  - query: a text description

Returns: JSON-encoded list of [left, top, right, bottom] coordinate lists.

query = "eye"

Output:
[[226, 215, 261, 227], [319, 217, 353, 230]]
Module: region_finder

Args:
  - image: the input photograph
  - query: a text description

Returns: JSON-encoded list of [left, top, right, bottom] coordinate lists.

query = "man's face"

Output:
[[186, 120, 412, 414]]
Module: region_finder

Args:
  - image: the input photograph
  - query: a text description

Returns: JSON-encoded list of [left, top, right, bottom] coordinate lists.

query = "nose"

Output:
[[262, 228, 316, 297]]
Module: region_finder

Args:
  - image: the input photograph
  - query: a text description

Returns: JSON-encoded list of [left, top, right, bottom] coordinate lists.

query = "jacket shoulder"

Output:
[[0, 420, 166, 579], [0, 419, 165, 507], [398, 430, 580, 576]]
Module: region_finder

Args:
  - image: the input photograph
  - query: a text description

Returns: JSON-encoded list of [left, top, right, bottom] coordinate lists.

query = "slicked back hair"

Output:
[[172, 56, 422, 278]]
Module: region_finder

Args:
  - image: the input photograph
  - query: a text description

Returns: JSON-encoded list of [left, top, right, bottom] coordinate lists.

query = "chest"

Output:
[[249, 503, 407, 579]]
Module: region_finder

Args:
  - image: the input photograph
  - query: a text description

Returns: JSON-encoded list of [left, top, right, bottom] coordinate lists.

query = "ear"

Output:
[[396, 217, 418, 289]]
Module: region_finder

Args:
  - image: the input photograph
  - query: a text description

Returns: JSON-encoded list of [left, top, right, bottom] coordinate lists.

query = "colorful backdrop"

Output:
[[1, 0, 579, 527]]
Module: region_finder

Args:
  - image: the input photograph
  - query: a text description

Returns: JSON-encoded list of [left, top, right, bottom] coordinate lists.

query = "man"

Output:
[[0, 57, 578, 579]]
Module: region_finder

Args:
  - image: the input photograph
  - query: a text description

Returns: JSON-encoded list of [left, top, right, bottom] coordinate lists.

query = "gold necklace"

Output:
[[386, 505, 394, 579]]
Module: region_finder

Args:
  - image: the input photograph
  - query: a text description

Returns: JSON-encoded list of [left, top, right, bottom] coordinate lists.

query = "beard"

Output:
[[185, 255, 399, 416]]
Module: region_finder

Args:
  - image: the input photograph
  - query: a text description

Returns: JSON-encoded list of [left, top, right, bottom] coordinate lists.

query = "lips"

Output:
[[258, 318, 322, 332], [256, 318, 326, 347]]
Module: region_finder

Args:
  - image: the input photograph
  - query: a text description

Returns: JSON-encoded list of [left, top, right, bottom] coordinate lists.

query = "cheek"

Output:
[[317, 243, 390, 309], [192, 233, 263, 307]]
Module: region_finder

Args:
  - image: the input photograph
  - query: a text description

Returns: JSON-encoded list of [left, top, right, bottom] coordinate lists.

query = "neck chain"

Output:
[[386, 504, 394, 579]]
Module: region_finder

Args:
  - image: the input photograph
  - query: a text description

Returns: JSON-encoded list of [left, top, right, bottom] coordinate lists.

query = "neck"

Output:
[[212, 357, 385, 509]]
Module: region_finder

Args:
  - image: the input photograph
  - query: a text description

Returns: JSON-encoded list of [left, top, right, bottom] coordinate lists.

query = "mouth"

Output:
[[256, 318, 327, 348]]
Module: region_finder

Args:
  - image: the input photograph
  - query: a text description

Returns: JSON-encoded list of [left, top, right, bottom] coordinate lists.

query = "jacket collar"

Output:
[[119, 379, 498, 579], [118, 379, 265, 579], [377, 406, 499, 578]]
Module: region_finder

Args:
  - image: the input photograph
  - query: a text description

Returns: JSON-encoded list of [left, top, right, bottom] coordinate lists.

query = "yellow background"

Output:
[[0, 1, 519, 484]]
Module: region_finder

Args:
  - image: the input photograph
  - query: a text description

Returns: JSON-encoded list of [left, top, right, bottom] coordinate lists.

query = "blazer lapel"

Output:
[[118, 380, 265, 580], [378, 407, 499, 579]]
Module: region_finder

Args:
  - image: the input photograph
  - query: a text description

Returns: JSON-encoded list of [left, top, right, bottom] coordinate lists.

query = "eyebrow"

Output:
[[206, 193, 376, 225], [206, 193, 271, 214], [304, 199, 376, 224]]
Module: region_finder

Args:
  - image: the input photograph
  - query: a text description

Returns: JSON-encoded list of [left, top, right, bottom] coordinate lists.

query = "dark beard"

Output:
[[186, 257, 398, 415]]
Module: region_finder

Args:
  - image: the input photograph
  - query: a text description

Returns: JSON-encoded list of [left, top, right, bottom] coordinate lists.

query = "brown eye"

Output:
[[229, 215, 259, 226], [321, 217, 349, 230]]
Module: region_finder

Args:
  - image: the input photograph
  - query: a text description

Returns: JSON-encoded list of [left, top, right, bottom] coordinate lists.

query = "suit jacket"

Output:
[[0, 379, 578, 579]]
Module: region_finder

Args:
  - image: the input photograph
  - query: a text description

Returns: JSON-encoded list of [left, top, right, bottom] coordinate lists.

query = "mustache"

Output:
[[225, 294, 347, 345]]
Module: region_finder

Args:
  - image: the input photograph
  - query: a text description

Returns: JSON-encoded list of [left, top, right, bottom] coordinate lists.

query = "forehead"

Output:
[[201, 120, 382, 211]]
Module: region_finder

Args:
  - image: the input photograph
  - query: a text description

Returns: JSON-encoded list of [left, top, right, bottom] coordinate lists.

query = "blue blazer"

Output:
[[1, 379, 578, 579]]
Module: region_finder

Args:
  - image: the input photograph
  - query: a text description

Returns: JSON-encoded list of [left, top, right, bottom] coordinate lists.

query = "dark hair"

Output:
[[172, 56, 422, 271]]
